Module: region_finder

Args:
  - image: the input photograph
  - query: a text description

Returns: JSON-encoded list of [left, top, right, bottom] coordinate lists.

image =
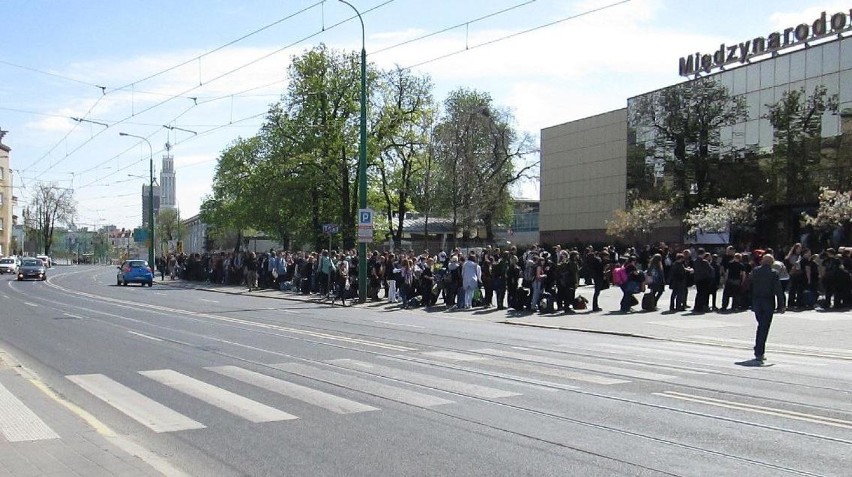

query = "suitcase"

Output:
[[802, 289, 817, 308], [641, 292, 656, 311], [540, 292, 555, 313]]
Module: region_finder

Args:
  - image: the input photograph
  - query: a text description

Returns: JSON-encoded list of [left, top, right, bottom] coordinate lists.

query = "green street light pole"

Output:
[[339, 0, 368, 303], [119, 132, 155, 268]]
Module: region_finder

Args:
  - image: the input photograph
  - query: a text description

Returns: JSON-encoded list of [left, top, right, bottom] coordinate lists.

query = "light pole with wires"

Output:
[[119, 132, 155, 267], [338, 0, 368, 303]]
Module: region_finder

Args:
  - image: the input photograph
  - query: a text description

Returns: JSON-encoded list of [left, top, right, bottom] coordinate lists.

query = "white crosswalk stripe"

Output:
[[327, 359, 521, 399], [472, 348, 677, 382], [273, 362, 454, 407], [139, 369, 298, 423], [67, 374, 205, 433], [0, 382, 59, 442], [207, 366, 378, 414]]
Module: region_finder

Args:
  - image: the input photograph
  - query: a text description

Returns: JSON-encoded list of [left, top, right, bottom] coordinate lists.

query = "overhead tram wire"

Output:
[[402, 0, 632, 70], [0, 59, 104, 89], [17, 1, 326, 180], [22, 0, 396, 185], [106, 1, 326, 94], [372, 0, 538, 55], [72, 111, 267, 192]]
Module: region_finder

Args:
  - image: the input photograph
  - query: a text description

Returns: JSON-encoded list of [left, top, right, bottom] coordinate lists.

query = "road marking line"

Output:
[[473, 348, 677, 382], [24, 302, 38, 307], [139, 370, 297, 423], [474, 358, 629, 386], [46, 281, 417, 352], [420, 351, 489, 361], [273, 362, 453, 407], [128, 331, 164, 342], [327, 359, 520, 399], [656, 391, 852, 429], [0, 382, 59, 442], [64, 313, 85, 319], [208, 366, 378, 414], [373, 320, 425, 329], [67, 374, 205, 433], [198, 299, 219, 303]]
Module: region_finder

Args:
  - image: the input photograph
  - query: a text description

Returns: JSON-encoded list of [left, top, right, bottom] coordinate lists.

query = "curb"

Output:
[[499, 320, 852, 361]]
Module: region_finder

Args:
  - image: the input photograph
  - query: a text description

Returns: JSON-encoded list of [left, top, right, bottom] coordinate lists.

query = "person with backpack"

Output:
[[617, 256, 642, 313]]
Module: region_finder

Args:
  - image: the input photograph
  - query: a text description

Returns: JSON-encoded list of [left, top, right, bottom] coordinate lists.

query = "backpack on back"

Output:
[[612, 266, 627, 286]]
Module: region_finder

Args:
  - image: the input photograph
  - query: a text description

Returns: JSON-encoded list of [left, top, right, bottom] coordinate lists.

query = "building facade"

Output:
[[0, 130, 14, 256], [160, 150, 176, 211], [141, 184, 161, 228], [182, 214, 207, 255], [541, 9, 852, 247]]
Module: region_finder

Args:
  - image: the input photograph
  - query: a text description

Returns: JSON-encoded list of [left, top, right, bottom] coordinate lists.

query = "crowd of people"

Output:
[[159, 242, 852, 314]]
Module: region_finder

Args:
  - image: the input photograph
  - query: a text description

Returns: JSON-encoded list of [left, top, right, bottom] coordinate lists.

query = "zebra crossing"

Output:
[[3, 345, 704, 441]]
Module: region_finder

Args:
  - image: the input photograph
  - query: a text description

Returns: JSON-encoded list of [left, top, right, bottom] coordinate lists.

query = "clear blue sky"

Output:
[[0, 0, 839, 230]]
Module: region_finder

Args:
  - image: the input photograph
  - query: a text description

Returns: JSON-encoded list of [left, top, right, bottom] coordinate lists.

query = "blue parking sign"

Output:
[[359, 209, 372, 225]]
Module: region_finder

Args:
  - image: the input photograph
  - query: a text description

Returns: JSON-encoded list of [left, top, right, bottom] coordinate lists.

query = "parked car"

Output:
[[17, 258, 47, 281], [117, 260, 154, 286], [0, 257, 19, 274]]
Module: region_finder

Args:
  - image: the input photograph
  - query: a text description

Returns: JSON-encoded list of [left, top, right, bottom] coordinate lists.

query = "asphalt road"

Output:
[[1, 265, 850, 476]]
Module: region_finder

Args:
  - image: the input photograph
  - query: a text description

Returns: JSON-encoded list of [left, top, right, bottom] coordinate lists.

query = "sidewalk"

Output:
[[164, 279, 852, 360], [0, 350, 177, 476]]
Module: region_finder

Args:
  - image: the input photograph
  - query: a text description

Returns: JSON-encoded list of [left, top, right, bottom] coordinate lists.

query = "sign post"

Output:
[[357, 209, 373, 244]]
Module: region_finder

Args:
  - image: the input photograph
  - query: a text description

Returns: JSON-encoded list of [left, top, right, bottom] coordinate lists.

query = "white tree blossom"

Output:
[[684, 194, 756, 237], [803, 187, 852, 228], [606, 199, 671, 242]]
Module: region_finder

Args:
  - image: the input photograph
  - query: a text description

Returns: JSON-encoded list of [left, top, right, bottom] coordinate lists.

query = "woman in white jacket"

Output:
[[462, 251, 482, 309]]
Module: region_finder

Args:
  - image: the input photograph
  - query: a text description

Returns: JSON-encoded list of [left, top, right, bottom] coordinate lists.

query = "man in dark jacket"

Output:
[[750, 254, 782, 362], [692, 249, 713, 313]]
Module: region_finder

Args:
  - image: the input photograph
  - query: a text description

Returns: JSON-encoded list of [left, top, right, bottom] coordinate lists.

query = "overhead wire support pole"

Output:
[[338, 0, 368, 304], [118, 132, 155, 269], [163, 125, 198, 135]]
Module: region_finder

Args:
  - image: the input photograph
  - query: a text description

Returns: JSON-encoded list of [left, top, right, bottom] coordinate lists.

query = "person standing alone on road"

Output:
[[750, 254, 782, 363]]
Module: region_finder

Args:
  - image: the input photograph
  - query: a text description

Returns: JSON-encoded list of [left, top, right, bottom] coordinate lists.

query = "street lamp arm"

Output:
[[337, 0, 365, 50], [119, 132, 155, 268]]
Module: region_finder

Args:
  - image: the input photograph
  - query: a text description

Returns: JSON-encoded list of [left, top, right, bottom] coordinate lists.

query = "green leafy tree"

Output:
[[200, 137, 265, 253], [156, 208, 185, 245], [371, 66, 434, 249], [431, 88, 537, 245]]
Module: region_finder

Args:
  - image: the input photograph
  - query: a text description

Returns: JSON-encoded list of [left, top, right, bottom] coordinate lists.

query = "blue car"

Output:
[[117, 260, 154, 287]]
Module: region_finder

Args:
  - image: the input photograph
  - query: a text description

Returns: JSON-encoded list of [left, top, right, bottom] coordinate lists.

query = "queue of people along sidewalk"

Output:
[[163, 242, 852, 316]]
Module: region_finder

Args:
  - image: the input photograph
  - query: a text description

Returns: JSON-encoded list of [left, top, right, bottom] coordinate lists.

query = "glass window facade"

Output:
[[626, 36, 852, 244]]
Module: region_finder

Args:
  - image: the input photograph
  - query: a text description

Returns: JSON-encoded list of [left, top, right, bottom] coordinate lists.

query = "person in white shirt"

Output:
[[462, 251, 482, 309]]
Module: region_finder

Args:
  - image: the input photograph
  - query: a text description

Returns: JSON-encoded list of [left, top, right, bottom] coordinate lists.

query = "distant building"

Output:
[[141, 184, 161, 228], [0, 129, 16, 256], [182, 214, 207, 254], [160, 146, 176, 210], [541, 10, 852, 246]]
